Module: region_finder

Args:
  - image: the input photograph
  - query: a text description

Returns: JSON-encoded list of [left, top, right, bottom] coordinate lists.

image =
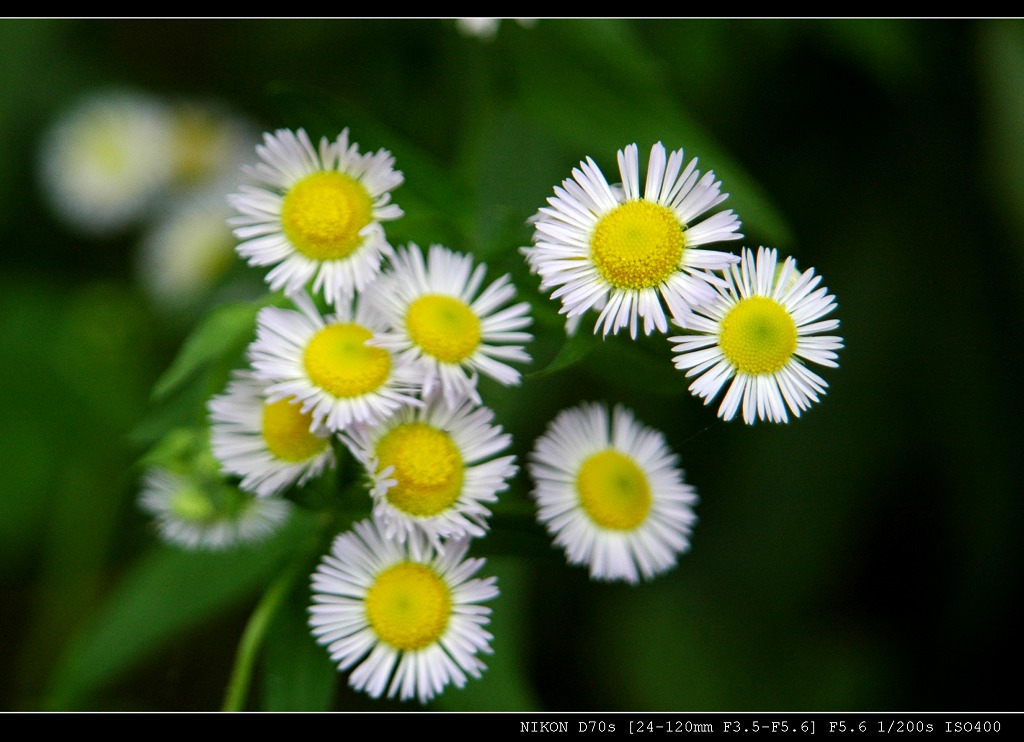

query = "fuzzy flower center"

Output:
[[590, 200, 685, 290], [303, 323, 391, 398], [376, 422, 464, 517], [365, 562, 452, 651], [576, 449, 652, 530], [82, 121, 132, 177], [261, 398, 328, 462], [719, 296, 798, 375], [169, 485, 218, 523], [405, 294, 482, 363], [281, 171, 373, 261], [171, 109, 223, 184]]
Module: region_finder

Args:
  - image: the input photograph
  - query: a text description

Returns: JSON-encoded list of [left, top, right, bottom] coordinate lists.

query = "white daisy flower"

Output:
[[341, 395, 517, 550], [248, 292, 421, 433], [455, 17, 535, 40], [309, 518, 498, 704], [669, 246, 844, 424], [38, 89, 176, 236], [208, 370, 335, 497], [136, 191, 238, 313], [167, 99, 260, 190], [139, 466, 292, 551], [229, 127, 404, 306], [522, 142, 742, 339], [364, 243, 533, 405], [527, 401, 699, 584]]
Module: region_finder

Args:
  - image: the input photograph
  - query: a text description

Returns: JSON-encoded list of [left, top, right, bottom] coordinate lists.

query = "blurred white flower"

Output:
[[138, 465, 292, 551], [38, 89, 177, 236], [135, 190, 238, 313], [455, 18, 535, 40], [168, 99, 261, 192]]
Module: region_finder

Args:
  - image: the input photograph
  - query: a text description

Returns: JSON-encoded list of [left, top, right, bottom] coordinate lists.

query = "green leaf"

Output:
[[588, 333, 688, 399], [457, 108, 570, 263], [526, 328, 600, 380], [979, 21, 1024, 255], [260, 577, 338, 711], [150, 299, 263, 402], [811, 19, 924, 90], [46, 511, 317, 710], [477, 503, 558, 563]]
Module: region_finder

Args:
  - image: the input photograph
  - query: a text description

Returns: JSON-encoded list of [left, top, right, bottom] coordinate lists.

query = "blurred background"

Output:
[[1, 18, 1022, 712]]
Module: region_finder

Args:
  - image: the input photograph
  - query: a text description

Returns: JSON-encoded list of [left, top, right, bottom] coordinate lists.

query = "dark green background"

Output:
[[1, 18, 1021, 711]]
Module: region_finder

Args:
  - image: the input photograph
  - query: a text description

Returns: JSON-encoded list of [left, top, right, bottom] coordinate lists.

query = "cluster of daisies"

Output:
[[174, 127, 531, 705], [137, 126, 842, 706]]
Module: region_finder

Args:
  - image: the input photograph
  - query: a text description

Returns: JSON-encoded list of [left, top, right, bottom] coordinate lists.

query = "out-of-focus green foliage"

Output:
[[2, 18, 1022, 712], [47, 512, 318, 711]]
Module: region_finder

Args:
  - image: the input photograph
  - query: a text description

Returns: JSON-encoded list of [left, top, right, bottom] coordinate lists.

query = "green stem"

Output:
[[221, 561, 302, 712], [221, 467, 368, 712]]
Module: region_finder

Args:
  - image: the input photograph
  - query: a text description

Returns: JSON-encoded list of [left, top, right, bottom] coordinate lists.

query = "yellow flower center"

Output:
[[303, 323, 391, 398], [82, 121, 131, 177], [261, 398, 328, 462], [365, 562, 452, 651], [405, 294, 482, 363], [576, 449, 652, 530], [281, 171, 373, 260], [169, 485, 217, 523], [376, 423, 464, 517], [171, 108, 222, 183], [718, 296, 798, 375], [590, 200, 685, 290]]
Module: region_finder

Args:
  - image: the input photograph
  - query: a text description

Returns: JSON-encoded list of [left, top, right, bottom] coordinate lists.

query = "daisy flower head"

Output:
[[248, 291, 422, 433], [136, 190, 238, 314], [139, 466, 292, 551], [229, 127, 404, 306], [364, 243, 533, 405], [167, 99, 260, 190], [527, 402, 698, 584], [208, 370, 335, 497], [669, 246, 843, 424], [309, 518, 498, 704], [455, 17, 536, 40], [341, 395, 517, 550], [523, 142, 742, 339], [38, 89, 176, 236]]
